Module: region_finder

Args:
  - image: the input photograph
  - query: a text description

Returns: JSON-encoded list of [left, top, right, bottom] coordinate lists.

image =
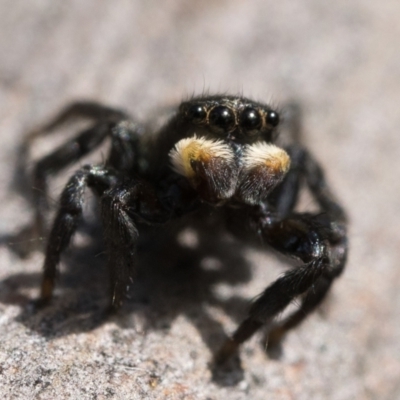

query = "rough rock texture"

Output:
[[1, 1, 399, 399]]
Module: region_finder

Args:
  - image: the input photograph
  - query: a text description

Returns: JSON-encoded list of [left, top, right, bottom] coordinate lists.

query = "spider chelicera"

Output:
[[24, 95, 348, 363]]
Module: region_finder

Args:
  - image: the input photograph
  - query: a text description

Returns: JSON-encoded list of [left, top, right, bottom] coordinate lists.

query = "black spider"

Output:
[[24, 95, 348, 363]]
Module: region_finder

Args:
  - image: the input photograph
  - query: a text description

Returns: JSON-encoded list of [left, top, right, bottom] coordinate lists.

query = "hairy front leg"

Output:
[[217, 209, 347, 363], [100, 176, 200, 311]]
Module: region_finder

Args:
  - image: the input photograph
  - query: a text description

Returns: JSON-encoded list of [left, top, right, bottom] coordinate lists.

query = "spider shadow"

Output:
[[0, 216, 259, 386]]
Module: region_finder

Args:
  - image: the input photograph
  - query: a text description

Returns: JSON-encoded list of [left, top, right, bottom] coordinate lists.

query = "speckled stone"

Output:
[[1, 1, 399, 399]]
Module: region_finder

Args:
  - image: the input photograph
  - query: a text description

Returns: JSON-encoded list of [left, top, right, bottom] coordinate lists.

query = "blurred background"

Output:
[[0, 1, 399, 399]]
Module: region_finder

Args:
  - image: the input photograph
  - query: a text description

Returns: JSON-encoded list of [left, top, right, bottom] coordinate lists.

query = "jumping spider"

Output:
[[25, 95, 347, 363]]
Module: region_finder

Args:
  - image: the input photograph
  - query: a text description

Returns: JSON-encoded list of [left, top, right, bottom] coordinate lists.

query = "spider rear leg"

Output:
[[21, 101, 129, 203], [38, 165, 119, 307], [26, 101, 129, 143], [24, 104, 142, 246], [33, 122, 113, 209], [33, 118, 141, 208]]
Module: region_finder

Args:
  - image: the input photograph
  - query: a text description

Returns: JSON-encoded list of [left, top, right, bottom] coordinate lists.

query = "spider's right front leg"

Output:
[[100, 177, 199, 311]]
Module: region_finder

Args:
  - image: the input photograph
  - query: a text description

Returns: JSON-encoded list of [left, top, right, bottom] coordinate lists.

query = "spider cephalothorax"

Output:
[[23, 95, 348, 364]]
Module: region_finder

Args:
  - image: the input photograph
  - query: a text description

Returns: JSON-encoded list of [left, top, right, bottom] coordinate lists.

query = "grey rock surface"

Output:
[[0, 1, 399, 399]]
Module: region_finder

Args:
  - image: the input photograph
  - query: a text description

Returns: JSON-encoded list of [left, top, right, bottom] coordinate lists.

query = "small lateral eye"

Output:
[[266, 111, 280, 127], [209, 106, 235, 132], [240, 107, 262, 133], [186, 104, 207, 123]]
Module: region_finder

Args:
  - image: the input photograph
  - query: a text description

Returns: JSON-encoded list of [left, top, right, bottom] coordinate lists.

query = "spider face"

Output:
[[170, 96, 289, 205], [179, 96, 280, 143]]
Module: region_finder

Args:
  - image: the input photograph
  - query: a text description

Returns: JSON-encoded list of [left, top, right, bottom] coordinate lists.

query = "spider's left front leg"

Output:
[[217, 208, 347, 363]]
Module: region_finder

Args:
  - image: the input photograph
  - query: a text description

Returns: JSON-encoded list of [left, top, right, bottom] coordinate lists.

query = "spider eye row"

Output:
[[185, 104, 280, 133]]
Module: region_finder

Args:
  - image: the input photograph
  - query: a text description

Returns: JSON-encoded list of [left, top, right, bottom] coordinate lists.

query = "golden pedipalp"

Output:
[[169, 135, 234, 179]]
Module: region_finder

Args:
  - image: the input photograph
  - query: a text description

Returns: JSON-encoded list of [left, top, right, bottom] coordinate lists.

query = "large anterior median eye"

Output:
[[240, 107, 262, 135], [209, 106, 235, 132]]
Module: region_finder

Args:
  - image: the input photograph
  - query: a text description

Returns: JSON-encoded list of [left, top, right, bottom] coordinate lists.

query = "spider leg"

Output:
[[260, 103, 347, 351], [263, 148, 347, 351], [32, 118, 141, 200], [38, 165, 119, 306], [26, 101, 129, 143], [267, 144, 304, 216], [20, 101, 128, 201], [39, 158, 199, 310], [217, 210, 347, 363], [28, 113, 142, 241], [270, 101, 346, 222], [33, 122, 112, 208], [218, 147, 347, 363], [100, 186, 138, 311], [100, 177, 198, 311], [265, 273, 333, 353]]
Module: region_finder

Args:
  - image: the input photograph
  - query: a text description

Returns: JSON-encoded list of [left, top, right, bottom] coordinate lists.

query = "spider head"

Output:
[[169, 96, 290, 205]]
